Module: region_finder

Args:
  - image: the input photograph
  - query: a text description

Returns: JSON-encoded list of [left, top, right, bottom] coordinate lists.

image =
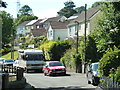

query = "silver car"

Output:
[[86, 62, 100, 85], [3, 59, 15, 66], [0, 58, 5, 65]]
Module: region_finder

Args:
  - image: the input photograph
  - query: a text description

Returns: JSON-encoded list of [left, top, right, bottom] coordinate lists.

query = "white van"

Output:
[[18, 49, 44, 72]]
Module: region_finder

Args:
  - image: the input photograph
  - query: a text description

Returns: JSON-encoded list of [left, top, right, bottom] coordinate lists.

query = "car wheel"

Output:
[[88, 80, 91, 84], [92, 76, 96, 85]]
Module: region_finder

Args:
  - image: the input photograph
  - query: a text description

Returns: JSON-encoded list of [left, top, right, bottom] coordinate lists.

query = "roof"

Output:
[[45, 16, 63, 22], [26, 19, 38, 26], [50, 21, 69, 29], [18, 21, 30, 27], [68, 6, 100, 26], [31, 28, 47, 36]]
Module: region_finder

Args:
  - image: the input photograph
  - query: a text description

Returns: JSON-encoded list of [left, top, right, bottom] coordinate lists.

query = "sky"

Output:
[[1, 0, 102, 19]]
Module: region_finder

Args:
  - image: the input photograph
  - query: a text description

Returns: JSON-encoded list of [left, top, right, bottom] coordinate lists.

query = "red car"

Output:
[[43, 61, 66, 76]]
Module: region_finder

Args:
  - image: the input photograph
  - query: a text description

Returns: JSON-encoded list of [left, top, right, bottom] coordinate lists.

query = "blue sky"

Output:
[[1, 0, 102, 19]]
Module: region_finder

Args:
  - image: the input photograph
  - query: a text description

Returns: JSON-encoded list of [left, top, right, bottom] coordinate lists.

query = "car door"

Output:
[[88, 64, 93, 82]]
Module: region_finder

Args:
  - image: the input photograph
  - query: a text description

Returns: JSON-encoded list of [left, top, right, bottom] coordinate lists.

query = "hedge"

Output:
[[39, 40, 72, 61]]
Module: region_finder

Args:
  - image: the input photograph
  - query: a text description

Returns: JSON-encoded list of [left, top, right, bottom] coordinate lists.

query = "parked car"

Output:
[[13, 60, 19, 68], [86, 62, 100, 85], [3, 59, 15, 66], [43, 61, 66, 76], [0, 58, 5, 65]]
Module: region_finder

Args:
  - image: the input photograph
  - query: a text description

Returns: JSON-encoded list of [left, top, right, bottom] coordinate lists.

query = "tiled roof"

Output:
[[50, 21, 69, 29], [31, 28, 47, 36], [45, 16, 63, 22], [68, 6, 100, 26]]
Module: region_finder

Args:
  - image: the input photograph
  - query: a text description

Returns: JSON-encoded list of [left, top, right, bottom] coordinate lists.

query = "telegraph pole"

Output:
[[17, 0, 20, 17], [82, 4, 87, 73]]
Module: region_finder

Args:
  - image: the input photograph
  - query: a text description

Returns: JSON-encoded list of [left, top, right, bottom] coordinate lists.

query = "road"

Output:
[[24, 72, 98, 89]]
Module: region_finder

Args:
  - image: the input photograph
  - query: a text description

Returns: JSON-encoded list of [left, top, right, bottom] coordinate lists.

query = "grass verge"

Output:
[[0, 51, 18, 60]]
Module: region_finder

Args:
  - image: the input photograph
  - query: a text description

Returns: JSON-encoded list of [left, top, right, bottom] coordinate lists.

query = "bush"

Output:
[[40, 40, 72, 60], [114, 66, 120, 83], [99, 46, 120, 76], [60, 48, 82, 72]]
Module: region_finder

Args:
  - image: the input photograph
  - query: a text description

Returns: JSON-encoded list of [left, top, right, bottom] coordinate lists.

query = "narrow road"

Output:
[[24, 72, 98, 89]]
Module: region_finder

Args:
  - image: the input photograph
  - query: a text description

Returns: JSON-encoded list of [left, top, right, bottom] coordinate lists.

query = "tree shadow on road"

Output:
[[35, 86, 95, 90]]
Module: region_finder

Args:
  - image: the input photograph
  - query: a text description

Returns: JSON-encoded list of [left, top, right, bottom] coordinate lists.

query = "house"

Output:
[[25, 19, 47, 37], [67, 6, 101, 38], [47, 21, 69, 41], [39, 16, 68, 41], [43, 16, 67, 30], [16, 21, 30, 38]]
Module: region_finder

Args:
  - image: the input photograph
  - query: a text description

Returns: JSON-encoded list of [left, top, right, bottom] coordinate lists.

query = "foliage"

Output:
[[78, 36, 100, 64], [60, 48, 76, 69], [99, 46, 120, 76], [16, 5, 38, 25], [57, 0, 76, 18], [75, 6, 85, 14], [27, 36, 47, 48], [114, 66, 120, 83], [1, 11, 16, 45], [91, 2, 104, 8], [17, 5, 33, 18], [40, 40, 71, 60], [0, 51, 18, 60], [15, 15, 38, 25]]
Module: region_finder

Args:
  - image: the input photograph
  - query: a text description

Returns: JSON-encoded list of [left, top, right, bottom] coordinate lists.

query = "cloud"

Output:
[[34, 8, 58, 19]]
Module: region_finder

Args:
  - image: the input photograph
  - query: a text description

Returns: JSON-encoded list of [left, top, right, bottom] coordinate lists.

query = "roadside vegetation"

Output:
[[1, 0, 120, 84], [0, 51, 18, 60]]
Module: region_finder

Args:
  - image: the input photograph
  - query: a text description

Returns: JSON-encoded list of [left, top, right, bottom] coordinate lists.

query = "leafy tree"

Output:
[[17, 5, 33, 18], [40, 40, 71, 60], [16, 5, 38, 25], [99, 46, 120, 76], [91, 2, 120, 54], [57, 0, 76, 18], [1, 11, 16, 45], [15, 16, 38, 25], [75, 6, 85, 14], [91, 2, 104, 8]]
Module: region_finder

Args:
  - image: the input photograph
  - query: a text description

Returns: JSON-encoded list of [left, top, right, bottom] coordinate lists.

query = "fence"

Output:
[[0, 65, 24, 89], [99, 76, 120, 89]]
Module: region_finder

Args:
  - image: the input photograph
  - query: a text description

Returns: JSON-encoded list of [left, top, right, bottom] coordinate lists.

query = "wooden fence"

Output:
[[0, 65, 24, 89]]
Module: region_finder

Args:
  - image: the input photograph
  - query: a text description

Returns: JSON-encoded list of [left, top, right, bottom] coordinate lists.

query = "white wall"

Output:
[[68, 25, 76, 38], [47, 26, 53, 40], [54, 29, 68, 41], [79, 22, 90, 37]]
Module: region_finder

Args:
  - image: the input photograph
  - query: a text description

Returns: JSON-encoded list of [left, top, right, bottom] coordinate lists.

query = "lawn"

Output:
[[0, 51, 18, 60]]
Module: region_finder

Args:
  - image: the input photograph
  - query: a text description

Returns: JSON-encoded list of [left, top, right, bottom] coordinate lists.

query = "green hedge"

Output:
[[99, 46, 120, 76], [40, 40, 71, 60]]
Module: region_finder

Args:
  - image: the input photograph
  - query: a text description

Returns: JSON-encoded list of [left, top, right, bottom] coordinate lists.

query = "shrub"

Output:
[[99, 46, 120, 76], [40, 40, 71, 60]]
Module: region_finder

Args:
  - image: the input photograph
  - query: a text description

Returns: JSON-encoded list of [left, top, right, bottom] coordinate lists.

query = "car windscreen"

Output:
[[93, 64, 98, 71], [24, 54, 43, 61], [49, 62, 62, 67], [4, 59, 14, 62], [0, 59, 4, 62]]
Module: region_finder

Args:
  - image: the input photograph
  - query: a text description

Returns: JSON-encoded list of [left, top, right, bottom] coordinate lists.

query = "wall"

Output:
[[54, 29, 68, 41]]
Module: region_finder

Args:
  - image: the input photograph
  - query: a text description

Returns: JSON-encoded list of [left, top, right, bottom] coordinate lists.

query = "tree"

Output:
[[1, 11, 16, 45], [57, 0, 76, 18], [75, 6, 85, 14], [17, 5, 33, 18], [91, 2, 103, 8], [16, 5, 38, 25], [15, 15, 38, 26]]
